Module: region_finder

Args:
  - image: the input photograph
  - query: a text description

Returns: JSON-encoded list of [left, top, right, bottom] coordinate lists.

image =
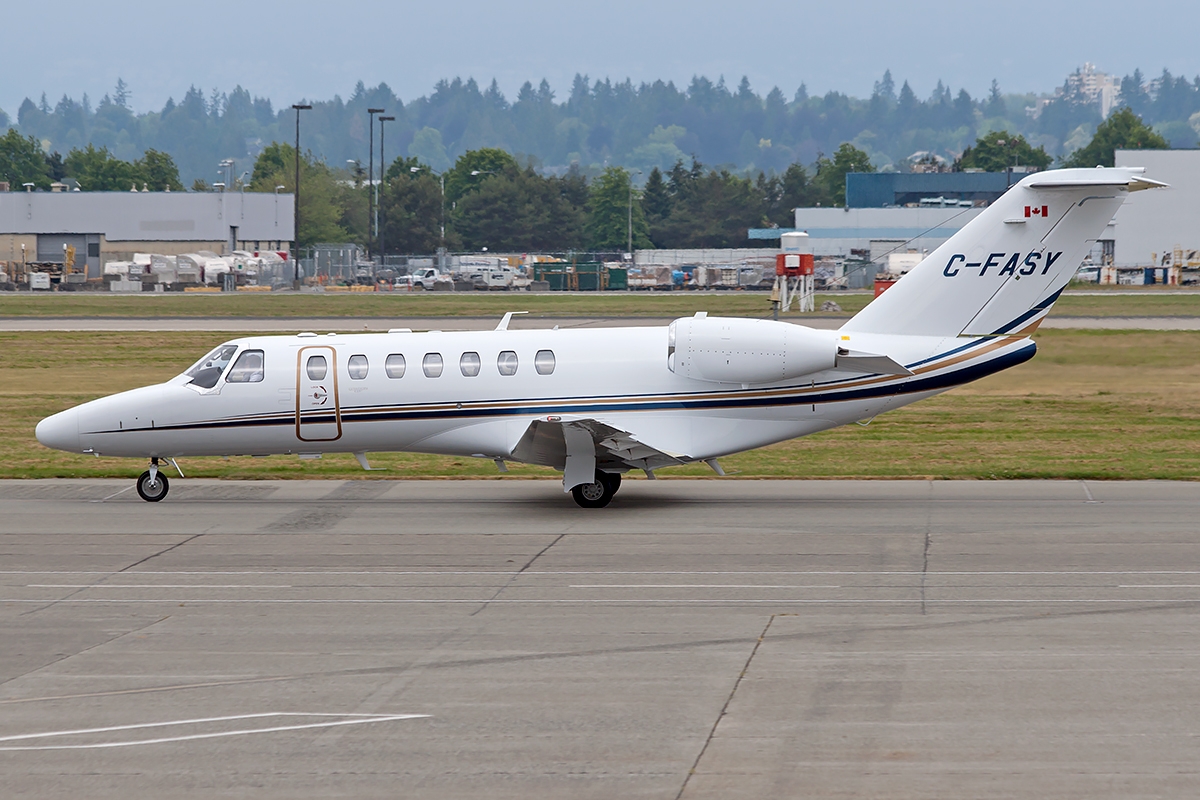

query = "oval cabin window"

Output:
[[534, 350, 555, 375], [385, 354, 406, 379], [460, 351, 481, 377], [306, 354, 328, 381], [347, 354, 369, 380], [497, 350, 518, 376], [423, 353, 443, 378]]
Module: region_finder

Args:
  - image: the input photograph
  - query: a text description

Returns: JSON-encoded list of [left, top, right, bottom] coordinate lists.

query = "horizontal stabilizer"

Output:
[[835, 350, 913, 376], [1025, 173, 1168, 192]]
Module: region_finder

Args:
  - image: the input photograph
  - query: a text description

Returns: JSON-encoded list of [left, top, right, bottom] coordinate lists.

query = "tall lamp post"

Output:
[[411, 167, 446, 267], [366, 107, 385, 260], [378, 116, 395, 265], [291, 103, 312, 289]]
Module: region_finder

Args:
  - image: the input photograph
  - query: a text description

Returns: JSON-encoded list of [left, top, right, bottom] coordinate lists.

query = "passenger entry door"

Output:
[[296, 346, 341, 442]]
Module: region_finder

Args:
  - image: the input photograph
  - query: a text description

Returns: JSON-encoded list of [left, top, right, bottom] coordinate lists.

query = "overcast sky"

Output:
[[5, 0, 1199, 118]]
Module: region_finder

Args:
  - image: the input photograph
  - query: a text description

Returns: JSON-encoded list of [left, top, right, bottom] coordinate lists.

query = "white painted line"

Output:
[[571, 584, 836, 590], [1120, 585, 1200, 588], [0, 598, 1197, 604], [0, 712, 429, 751], [28, 584, 292, 589], [6, 570, 1200, 576], [91, 486, 134, 503]]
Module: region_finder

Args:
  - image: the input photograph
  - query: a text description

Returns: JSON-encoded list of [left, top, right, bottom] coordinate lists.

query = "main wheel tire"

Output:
[[599, 471, 622, 495], [572, 472, 615, 508], [136, 470, 170, 502]]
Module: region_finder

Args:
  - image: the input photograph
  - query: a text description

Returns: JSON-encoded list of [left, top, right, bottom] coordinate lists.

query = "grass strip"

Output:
[[1, 290, 1198, 319], [3, 329, 1198, 481]]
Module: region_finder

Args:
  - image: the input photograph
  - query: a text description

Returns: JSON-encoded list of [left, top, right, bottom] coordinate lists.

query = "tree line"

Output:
[[246, 109, 1163, 254], [1, 107, 1168, 255], [248, 142, 881, 252], [3, 67, 1197, 187]]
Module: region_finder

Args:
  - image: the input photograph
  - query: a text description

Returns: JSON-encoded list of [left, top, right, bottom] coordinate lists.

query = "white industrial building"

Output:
[[790, 205, 984, 260], [0, 190, 295, 279], [787, 149, 1200, 281], [1113, 149, 1200, 269]]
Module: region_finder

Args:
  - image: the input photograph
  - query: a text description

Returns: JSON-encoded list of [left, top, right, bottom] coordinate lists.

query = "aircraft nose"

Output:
[[36, 407, 81, 453]]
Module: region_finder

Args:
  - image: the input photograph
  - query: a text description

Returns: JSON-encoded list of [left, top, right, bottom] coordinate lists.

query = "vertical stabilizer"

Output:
[[841, 167, 1166, 337]]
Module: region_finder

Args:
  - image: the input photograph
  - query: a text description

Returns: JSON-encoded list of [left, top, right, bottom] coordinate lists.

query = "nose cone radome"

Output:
[[36, 407, 81, 453]]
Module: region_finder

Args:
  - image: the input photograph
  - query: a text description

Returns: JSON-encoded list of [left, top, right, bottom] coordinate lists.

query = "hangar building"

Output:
[[1112, 148, 1200, 268], [0, 190, 295, 279]]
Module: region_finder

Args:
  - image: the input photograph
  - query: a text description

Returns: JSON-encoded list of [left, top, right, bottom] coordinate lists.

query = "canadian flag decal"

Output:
[[1025, 205, 1049, 218]]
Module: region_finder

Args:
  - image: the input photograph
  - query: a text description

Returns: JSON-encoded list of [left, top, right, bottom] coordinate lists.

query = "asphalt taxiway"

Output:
[[2, 478, 1198, 798]]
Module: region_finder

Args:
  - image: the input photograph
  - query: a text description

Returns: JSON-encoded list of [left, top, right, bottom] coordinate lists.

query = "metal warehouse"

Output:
[[0, 190, 295, 279]]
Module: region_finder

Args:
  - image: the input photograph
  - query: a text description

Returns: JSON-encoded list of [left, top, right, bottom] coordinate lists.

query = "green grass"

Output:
[[4, 329, 1199, 481], [1, 288, 1198, 319], [0, 291, 865, 319]]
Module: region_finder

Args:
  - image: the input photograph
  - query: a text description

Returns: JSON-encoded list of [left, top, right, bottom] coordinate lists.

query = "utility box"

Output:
[[29, 273, 51, 290], [775, 252, 814, 276]]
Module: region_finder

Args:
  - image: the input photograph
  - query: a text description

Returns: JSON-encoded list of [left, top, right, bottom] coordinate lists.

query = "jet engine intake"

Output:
[[667, 316, 838, 385]]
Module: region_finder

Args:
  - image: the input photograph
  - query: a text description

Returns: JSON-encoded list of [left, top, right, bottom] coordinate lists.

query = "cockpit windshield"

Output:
[[185, 344, 238, 389]]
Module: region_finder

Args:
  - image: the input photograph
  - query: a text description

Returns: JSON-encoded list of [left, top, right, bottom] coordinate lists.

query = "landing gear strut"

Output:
[[571, 470, 621, 509], [136, 458, 170, 502]]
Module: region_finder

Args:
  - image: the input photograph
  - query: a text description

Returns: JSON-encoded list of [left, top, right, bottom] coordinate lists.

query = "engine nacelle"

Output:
[[667, 315, 839, 385]]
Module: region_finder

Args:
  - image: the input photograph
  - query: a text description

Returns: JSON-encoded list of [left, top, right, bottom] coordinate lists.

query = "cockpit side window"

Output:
[[186, 344, 238, 389], [226, 349, 266, 383]]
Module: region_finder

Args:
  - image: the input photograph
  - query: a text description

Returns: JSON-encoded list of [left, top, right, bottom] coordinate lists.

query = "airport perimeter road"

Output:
[[2, 479, 1199, 799]]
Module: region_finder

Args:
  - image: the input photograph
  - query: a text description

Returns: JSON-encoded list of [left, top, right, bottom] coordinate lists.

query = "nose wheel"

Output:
[[571, 471, 621, 508], [136, 462, 170, 502]]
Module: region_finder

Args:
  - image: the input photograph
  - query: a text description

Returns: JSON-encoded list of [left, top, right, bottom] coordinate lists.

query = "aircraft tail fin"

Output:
[[840, 167, 1165, 338]]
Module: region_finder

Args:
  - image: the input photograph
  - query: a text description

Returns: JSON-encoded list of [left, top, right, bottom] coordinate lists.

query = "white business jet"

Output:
[[36, 167, 1163, 507]]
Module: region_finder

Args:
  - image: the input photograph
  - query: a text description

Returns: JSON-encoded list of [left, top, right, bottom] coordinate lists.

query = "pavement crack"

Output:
[[677, 614, 775, 800], [117, 532, 206, 573], [471, 532, 567, 617], [0, 616, 170, 693], [19, 530, 209, 616]]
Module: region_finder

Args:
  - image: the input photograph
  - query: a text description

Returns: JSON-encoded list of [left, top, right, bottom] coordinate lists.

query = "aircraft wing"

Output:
[[509, 416, 689, 490]]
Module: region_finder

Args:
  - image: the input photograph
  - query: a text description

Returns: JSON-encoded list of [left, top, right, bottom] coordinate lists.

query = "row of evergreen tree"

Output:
[[249, 143, 875, 252], [0, 107, 1169, 254], [3, 68, 1198, 186]]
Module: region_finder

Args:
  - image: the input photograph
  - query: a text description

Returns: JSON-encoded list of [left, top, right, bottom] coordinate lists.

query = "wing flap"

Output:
[[510, 416, 689, 490]]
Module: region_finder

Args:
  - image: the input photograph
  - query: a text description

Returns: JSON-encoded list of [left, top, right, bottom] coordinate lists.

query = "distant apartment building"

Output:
[[1028, 62, 1120, 119]]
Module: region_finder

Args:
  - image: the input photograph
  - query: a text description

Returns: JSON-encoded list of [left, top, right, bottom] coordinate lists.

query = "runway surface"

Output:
[[2, 315, 1198, 331], [2, 478, 1198, 798]]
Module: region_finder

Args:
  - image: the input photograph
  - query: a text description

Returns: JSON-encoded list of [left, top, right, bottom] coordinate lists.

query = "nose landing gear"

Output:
[[136, 458, 170, 502]]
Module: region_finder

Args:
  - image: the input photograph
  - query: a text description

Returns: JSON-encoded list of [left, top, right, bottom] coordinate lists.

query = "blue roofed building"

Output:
[[845, 171, 1022, 208]]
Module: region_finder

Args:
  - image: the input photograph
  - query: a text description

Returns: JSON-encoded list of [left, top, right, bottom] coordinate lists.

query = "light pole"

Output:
[[218, 159, 234, 191], [627, 168, 643, 258], [367, 107, 385, 260], [378, 116, 395, 264], [291, 103, 312, 289], [412, 166, 446, 265]]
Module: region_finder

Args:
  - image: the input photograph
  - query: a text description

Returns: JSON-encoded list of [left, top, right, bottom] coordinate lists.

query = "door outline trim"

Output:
[[296, 346, 342, 442]]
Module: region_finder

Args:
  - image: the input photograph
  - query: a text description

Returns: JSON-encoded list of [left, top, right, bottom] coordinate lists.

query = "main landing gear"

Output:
[[136, 457, 170, 502], [571, 470, 622, 509]]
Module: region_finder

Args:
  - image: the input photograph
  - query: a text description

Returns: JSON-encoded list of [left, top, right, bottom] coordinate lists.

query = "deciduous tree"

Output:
[[1062, 107, 1169, 168]]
